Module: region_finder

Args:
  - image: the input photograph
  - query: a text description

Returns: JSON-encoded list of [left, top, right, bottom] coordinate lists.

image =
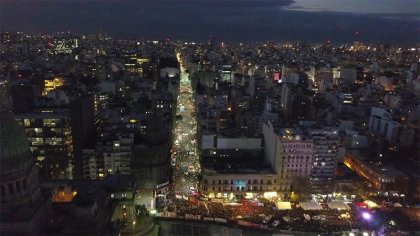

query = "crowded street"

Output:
[[159, 195, 418, 235], [170, 52, 201, 197]]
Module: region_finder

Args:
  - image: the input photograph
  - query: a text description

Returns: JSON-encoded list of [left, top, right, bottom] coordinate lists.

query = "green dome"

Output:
[[0, 108, 33, 169]]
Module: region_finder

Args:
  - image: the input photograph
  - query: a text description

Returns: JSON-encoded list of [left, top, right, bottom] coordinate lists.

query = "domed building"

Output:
[[0, 107, 51, 234]]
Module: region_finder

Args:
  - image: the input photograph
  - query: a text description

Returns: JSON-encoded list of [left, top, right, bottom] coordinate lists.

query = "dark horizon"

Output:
[[0, 0, 419, 45]]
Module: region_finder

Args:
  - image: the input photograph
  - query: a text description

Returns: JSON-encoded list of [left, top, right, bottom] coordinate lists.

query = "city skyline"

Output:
[[0, 1, 419, 235], [0, 0, 418, 44], [1, 34, 418, 235]]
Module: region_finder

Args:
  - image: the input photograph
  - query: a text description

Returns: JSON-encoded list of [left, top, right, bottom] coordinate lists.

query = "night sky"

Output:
[[0, 0, 419, 44]]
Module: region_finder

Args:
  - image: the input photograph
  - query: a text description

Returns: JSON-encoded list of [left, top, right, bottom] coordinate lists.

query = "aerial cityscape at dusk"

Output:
[[0, 1, 419, 236]]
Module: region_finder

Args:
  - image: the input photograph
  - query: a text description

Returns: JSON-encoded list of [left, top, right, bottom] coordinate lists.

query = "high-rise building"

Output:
[[51, 38, 78, 54], [220, 65, 233, 83], [249, 77, 266, 110], [21, 40, 30, 57], [14, 95, 94, 180], [310, 129, 339, 183], [70, 95, 95, 179], [277, 129, 313, 191], [280, 83, 294, 114], [291, 94, 312, 121], [15, 109, 73, 179], [10, 81, 35, 114], [263, 122, 313, 191], [369, 106, 402, 143]]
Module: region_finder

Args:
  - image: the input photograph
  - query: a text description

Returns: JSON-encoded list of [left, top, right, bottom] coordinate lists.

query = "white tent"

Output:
[[393, 203, 403, 208], [364, 200, 379, 208], [339, 213, 351, 219], [275, 202, 292, 210], [327, 201, 351, 210], [300, 202, 323, 210]]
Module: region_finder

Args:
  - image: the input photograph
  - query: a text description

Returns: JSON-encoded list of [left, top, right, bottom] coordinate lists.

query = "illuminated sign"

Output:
[[274, 72, 280, 81]]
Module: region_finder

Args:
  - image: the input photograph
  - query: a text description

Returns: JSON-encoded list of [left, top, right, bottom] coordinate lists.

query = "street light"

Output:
[[362, 212, 372, 220]]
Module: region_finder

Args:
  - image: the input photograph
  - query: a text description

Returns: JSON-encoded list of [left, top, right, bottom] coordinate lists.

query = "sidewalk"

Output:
[[120, 216, 155, 236]]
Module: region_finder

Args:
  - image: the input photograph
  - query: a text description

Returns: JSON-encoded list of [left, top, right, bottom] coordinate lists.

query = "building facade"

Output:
[[263, 122, 313, 191], [202, 170, 278, 194], [344, 150, 408, 192], [310, 129, 339, 182], [15, 109, 73, 179], [277, 129, 314, 191]]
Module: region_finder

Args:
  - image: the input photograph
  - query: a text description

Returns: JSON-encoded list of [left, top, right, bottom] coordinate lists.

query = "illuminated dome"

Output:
[[0, 108, 33, 172], [0, 78, 50, 235], [0, 106, 43, 227]]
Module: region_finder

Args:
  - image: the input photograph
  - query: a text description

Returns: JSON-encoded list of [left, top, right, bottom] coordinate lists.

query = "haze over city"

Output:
[[0, 0, 419, 236], [1, 0, 419, 43]]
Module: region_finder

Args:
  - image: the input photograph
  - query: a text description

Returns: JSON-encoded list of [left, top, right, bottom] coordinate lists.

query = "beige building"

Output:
[[201, 123, 314, 196], [276, 128, 313, 190], [344, 150, 408, 192], [263, 122, 313, 191], [202, 169, 278, 194]]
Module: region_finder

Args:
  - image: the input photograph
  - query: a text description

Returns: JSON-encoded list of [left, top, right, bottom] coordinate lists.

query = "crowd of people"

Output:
[[161, 197, 368, 233], [162, 56, 413, 234], [170, 66, 201, 197]]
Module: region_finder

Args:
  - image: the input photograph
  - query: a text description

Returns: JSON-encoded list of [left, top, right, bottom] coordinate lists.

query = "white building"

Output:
[[276, 128, 314, 191], [202, 170, 278, 194], [369, 106, 402, 143], [263, 122, 313, 191], [220, 65, 233, 82], [369, 106, 391, 135]]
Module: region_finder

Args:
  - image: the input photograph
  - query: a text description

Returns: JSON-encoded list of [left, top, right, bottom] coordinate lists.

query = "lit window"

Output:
[[24, 119, 32, 127]]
